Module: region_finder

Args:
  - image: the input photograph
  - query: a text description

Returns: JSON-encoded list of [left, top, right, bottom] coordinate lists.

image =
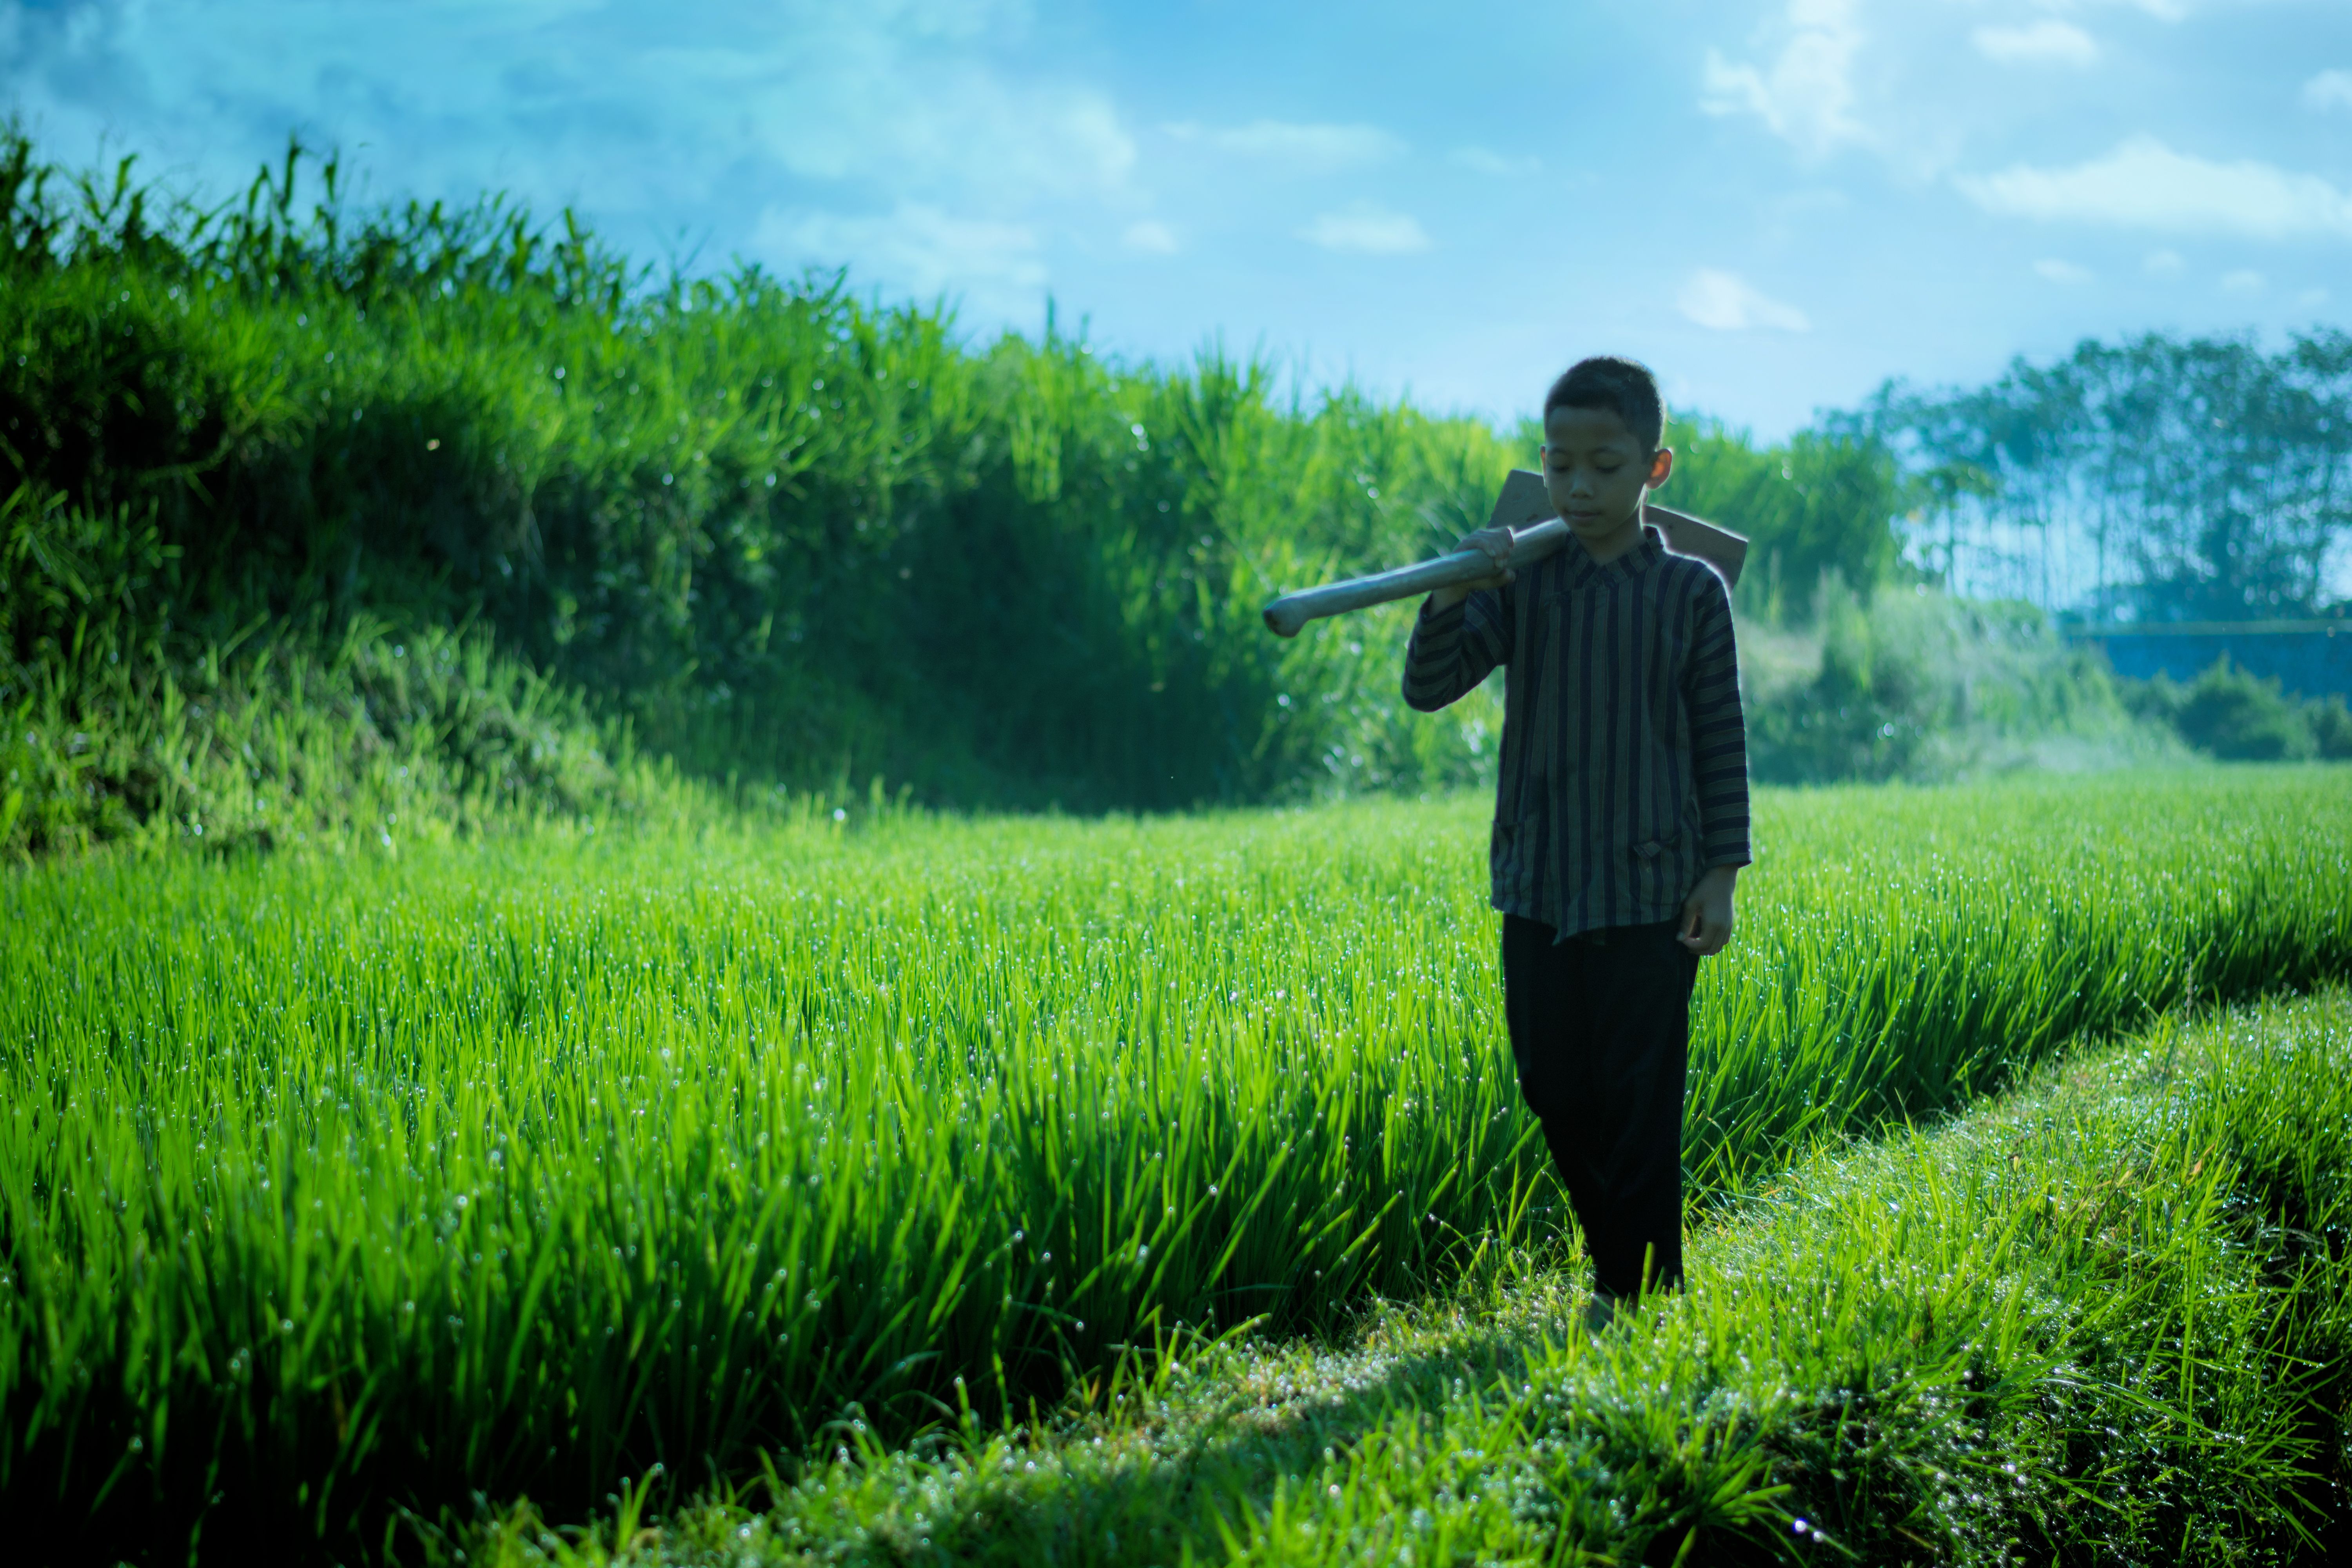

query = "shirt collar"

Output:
[[1562, 523, 1667, 588]]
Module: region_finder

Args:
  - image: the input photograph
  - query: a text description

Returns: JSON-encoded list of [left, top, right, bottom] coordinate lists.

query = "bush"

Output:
[[2306, 692, 2352, 759], [1744, 579, 2173, 784], [2, 459, 646, 857], [2114, 659, 2352, 762], [2119, 669, 2188, 729], [2170, 657, 2316, 760], [3, 126, 1949, 834]]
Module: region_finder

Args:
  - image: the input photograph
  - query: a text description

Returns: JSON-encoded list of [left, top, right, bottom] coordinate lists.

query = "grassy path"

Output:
[[475, 988, 2352, 1567]]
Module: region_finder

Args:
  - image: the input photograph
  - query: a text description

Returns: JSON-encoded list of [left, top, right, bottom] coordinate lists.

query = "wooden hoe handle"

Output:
[[1261, 470, 1747, 638]]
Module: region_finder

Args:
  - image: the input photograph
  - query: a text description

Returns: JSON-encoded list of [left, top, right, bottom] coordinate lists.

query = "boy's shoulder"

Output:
[[1648, 534, 1734, 605], [1510, 528, 1733, 605]]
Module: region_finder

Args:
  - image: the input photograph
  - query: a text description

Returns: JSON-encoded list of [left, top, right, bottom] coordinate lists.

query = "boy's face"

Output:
[[1541, 405, 1673, 546]]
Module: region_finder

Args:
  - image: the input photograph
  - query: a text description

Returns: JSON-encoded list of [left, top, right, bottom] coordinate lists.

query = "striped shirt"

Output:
[[1403, 523, 1751, 941]]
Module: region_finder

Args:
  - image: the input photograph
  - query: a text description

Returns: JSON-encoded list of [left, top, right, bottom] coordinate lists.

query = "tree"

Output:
[[1870, 330, 2352, 621], [1664, 417, 1914, 622]]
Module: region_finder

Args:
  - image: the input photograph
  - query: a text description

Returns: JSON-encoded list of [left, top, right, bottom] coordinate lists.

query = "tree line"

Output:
[[1864, 331, 2352, 622]]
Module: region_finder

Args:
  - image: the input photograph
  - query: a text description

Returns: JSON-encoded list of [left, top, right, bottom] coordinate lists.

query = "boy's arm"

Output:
[[1402, 529, 1515, 712], [1678, 573, 1750, 956], [1684, 572, 1750, 868], [1402, 586, 1511, 710]]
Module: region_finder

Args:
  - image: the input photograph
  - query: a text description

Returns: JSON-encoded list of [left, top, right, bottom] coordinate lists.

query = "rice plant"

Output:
[[493, 987, 2352, 1568], [2, 769, 2346, 1557]]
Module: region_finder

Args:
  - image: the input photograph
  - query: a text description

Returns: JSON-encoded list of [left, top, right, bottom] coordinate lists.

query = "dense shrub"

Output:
[[30, 128, 2328, 842], [2312, 693, 2352, 759], [1743, 579, 2176, 783], [0, 613, 635, 858], [2172, 656, 2319, 760], [2122, 656, 2348, 762]]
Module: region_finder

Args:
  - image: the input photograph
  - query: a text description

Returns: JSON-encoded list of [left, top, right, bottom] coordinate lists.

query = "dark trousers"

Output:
[[1502, 914, 1695, 1299]]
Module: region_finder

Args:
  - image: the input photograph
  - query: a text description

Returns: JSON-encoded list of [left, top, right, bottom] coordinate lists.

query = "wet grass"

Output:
[[466, 987, 2352, 1567], [2, 769, 2348, 1560]]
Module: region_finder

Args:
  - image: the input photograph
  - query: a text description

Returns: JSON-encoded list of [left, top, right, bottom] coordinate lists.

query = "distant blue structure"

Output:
[[2065, 621, 2352, 700]]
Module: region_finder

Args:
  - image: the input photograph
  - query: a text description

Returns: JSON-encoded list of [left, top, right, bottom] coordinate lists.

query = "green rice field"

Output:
[[4, 769, 2350, 1560], [493, 984, 2352, 1568]]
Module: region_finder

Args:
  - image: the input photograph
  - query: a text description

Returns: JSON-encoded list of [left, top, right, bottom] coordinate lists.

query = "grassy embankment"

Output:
[[3, 770, 2347, 1560], [2, 127, 1522, 849], [10, 127, 2123, 863]]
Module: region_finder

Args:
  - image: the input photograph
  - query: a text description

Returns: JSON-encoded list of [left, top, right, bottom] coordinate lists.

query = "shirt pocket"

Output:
[[1629, 827, 1690, 874], [1630, 824, 1701, 904]]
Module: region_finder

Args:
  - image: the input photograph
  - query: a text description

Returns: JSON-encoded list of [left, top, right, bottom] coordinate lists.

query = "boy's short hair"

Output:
[[1543, 357, 1667, 452]]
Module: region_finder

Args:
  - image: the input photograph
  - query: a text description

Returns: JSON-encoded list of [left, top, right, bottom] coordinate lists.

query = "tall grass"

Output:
[[0, 600, 646, 857], [2, 771, 2346, 1556], [2, 126, 1521, 819], [4, 127, 1962, 832]]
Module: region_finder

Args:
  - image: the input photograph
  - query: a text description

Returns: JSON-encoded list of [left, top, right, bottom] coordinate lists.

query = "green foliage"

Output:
[[4, 774, 2347, 1557], [1873, 329, 2352, 620], [2, 473, 645, 856], [0, 615, 639, 859], [1660, 415, 1916, 624], [1743, 580, 2176, 783], [0, 125, 1516, 815], [2312, 693, 2352, 759], [3, 125, 1947, 830], [2174, 656, 2319, 761], [12, 120, 2332, 844], [2122, 655, 2350, 762]]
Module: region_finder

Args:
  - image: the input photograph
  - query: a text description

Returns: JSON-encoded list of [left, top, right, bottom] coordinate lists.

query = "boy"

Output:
[[1402, 356, 1749, 1327]]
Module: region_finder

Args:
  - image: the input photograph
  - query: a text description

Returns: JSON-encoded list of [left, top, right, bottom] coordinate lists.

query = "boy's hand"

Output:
[[1678, 865, 1739, 957], [1429, 525, 1517, 610]]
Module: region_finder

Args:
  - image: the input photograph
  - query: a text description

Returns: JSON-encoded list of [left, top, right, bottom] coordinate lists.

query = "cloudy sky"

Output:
[[4, 0, 2347, 437]]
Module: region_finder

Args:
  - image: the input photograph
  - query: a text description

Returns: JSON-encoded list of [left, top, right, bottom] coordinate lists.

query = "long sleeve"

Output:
[[1683, 575, 1751, 867], [1402, 587, 1512, 712]]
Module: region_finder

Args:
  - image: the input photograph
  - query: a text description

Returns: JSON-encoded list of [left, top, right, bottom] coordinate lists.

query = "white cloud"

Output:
[[1452, 147, 1541, 178], [755, 202, 1044, 303], [2299, 286, 2332, 307], [735, 42, 1135, 203], [0, 0, 1139, 303], [2034, 258, 2095, 284], [1163, 120, 1403, 172], [2220, 269, 2266, 295], [1700, 0, 1867, 158], [1677, 269, 1811, 332], [2305, 69, 2352, 113], [1956, 136, 2352, 240], [1296, 202, 1431, 255], [1973, 21, 2100, 67], [2143, 248, 2185, 276], [2034, 0, 2191, 19], [1120, 219, 1178, 254]]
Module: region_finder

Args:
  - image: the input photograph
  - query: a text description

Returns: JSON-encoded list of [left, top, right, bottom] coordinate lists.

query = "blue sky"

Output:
[[4, 0, 2348, 438]]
